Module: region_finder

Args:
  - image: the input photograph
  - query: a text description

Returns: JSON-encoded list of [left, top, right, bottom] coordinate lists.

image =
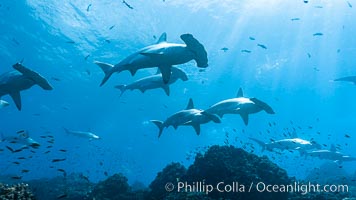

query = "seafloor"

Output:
[[1, 145, 355, 200]]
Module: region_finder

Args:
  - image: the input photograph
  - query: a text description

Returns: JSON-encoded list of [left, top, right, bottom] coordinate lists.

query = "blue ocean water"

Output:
[[0, 0, 355, 189]]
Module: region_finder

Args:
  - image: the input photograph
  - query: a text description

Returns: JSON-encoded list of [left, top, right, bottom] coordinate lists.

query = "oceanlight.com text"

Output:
[[164, 181, 349, 195]]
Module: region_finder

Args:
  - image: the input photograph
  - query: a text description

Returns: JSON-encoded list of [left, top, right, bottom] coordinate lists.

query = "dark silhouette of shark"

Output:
[[0, 62, 53, 110]]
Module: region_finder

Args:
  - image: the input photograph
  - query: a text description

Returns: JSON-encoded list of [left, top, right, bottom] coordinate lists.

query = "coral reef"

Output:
[[305, 162, 349, 184], [0, 183, 35, 200], [184, 145, 291, 200], [29, 173, 94, 200], [3, 145, 356, 200], [147, 162, 187, 199], [148, 145, 291, 200], [90, 173, 148, 200]]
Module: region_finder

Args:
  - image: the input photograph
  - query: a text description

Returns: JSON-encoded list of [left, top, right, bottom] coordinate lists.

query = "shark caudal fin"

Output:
[[250, 98, 275, 114], [180, 34, 208, 68], [150, 120, 164, 138], [13, 63, 53, 90], [114, 85, 127, 96], [248, 137, 267, 151], [94, 61, 115, 86]]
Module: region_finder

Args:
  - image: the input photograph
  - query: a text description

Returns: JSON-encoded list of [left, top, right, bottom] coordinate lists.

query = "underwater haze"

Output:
[[1, 0, 356, 195]]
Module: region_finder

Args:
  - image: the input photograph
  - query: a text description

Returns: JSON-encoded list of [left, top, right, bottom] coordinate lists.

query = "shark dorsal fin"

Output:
[[156, 32, 167, 44], [330, 144, 336, 152], [237, 88, 243, 97], [186, 98, 194, 109]]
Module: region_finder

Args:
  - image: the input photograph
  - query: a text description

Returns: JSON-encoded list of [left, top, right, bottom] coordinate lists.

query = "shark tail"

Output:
[[150, 120, 164, 138], [94, 61, 115, 87], [180, 34, 208, 68], [248, 137, 266, 151], [114, 85, 127, 96]]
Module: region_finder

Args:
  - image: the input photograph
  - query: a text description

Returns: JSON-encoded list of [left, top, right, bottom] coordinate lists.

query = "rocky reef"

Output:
[[185, 145, 291, 200], [147, 162, 187, 199], [28, 173, 94, 200], [0, 183, 35, 200], [2, 145, 355, 200], [147, 145, 291, 200], [89, 173, 148, 200]]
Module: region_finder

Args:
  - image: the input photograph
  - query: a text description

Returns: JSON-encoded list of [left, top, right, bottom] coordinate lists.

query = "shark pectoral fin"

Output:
[[139, 88, 146, 93], [9, 92, 22, 110], [240, 113, 249, 125], [159, 66, 172, 84], [217, 113, 224, 118], [129, 68, 138, 76], [192, 124, 201, 135], [114, 85, 126, 96], [162, 85, 170, 96], [250, 98, 275, 114]]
